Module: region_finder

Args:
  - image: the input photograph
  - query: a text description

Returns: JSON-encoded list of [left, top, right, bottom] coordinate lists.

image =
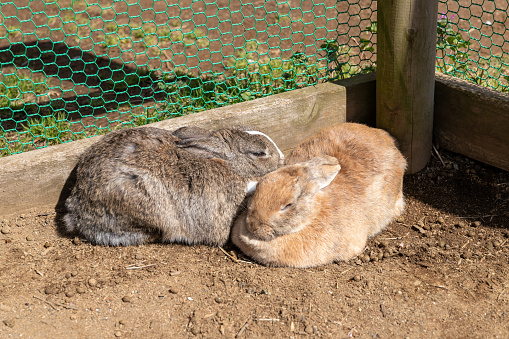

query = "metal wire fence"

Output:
[[437, 0, 509, 92], [0, 0, 376, 156], [0, 0, 507, 157]]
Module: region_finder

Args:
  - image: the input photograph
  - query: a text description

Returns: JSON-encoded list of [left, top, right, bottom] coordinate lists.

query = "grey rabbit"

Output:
[[63, 125, 283, 247]]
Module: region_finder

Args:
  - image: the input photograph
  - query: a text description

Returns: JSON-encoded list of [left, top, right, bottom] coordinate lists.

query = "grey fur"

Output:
[[63, 126, 282, 246]]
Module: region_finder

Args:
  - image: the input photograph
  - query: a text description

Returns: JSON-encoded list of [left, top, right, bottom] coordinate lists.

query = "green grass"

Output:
[[22, 113, 73, 145], [0, 72, 50, 112], [102, 66, 152, 91], [104, 33, 120, 47], [170, 31, 183, 42], [170, 19, 182, 28], [106, 22, 118, 32], [0, 112, 73, 157], [155, 51, 322, 116], [133, 28, 145, 40], [6, 25, 20, 40], [157, 26, 171, 41]]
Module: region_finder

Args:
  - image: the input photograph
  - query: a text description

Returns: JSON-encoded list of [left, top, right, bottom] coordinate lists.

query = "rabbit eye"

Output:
[[250, 151, 267, 158], [280, 203, 293, 211]]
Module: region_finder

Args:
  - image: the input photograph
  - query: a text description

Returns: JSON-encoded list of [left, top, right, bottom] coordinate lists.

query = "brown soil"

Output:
[[1, 148, 508, 338]]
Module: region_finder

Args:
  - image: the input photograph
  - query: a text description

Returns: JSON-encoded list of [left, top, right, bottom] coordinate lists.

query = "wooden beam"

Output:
[[335, 72, 377, 126], [376, 0, 438, 173], [0, 82, 348, 217], [434, 72, 509, 172]]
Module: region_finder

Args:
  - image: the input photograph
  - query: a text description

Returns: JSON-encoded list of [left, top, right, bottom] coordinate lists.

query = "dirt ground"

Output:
[[1, 147, 508, 338]]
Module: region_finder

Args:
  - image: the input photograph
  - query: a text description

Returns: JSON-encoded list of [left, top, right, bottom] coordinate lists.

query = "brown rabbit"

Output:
[[63, 125, 283, 247], [231, 123, 407, 268]]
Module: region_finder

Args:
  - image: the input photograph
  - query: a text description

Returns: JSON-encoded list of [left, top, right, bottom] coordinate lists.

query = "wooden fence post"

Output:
[[376, 0, 438, 173]]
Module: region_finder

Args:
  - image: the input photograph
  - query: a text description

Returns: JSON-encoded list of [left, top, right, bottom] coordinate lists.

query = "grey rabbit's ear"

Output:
[[173, 126, 236, 159], [244, 180, 258, 195], [172, 126, 213, 139], [306, 155, 341, 190], [175, 135, 233, 159]]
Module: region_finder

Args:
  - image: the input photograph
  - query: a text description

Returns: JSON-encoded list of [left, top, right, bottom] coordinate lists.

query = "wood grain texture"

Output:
[[376, 0, 438, 173], [434, 72, 509, 172], [335, 72, 376, 126], [0, 82, 347, 217]]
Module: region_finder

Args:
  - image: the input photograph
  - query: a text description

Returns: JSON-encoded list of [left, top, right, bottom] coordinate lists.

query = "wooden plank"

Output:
[[335, 72, 376, 126], [376, 0, 438, 173], [434, 72, 509, 172], [0, 82, 347, 217]]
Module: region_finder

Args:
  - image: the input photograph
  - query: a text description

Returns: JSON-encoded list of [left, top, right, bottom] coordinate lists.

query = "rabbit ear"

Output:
[[172, 126, 212, 140], [175, 137, 233, 159], [244, 180, 258, 195], [173, 127, 234, 159], [306, 155, 341, 190]]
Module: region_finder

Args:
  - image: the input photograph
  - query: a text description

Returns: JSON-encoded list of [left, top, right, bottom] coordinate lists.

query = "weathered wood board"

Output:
[[0, 82, 350, 217], [376, 0, 438, 173], [434, 72, 509, 172], [335, 72, 376, 126]]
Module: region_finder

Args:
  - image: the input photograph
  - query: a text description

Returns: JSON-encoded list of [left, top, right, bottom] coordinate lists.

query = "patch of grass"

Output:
[[76, 13, 91, 26], [131, 108, 162, 127], [119, 37, 132, 49], [196, 37, 210, 49], [157, 26, 171, 42], [63, 21, 78, 34], [0, 138, 22, 157], [0, 112, 73, 157], [183, 32, 198, 45], [71, 0, 87, 11], [170, 19, 182, 28], [155, 52, 322, 115], [0, 49, 324, 158], [133, 28, 145, 40], [0, 71, 50, 114], [170, 31, 183, 42], [103, 66, 153, 92], [320, 40, 365, 79], [106, 22, 118, 32], [6, 25, 20, 40], [245, 40, 259, 52], [320, 21, 377, 80], [276, 15, 292, 27], [144, 34, 158, 48], [105, 33, 120, 47], [20, 112, 73, 146]]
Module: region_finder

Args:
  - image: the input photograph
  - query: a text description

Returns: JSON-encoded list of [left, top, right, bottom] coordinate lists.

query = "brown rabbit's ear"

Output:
[[306, 155, 341, 190]]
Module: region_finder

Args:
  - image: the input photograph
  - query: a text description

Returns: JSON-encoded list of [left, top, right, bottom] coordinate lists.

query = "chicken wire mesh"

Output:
[[0, 0, 507, 157], [437, 0, 509, 92], [0, 0, 377, 156]]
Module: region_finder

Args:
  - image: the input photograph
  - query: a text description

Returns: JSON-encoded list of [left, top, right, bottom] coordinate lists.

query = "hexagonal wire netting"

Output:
[[0, 1, 506, 157], [437, 0, 509, 92]]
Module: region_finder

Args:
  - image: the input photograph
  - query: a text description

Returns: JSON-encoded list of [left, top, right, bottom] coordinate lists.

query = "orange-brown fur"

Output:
[[231, 123, 407, 268]]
